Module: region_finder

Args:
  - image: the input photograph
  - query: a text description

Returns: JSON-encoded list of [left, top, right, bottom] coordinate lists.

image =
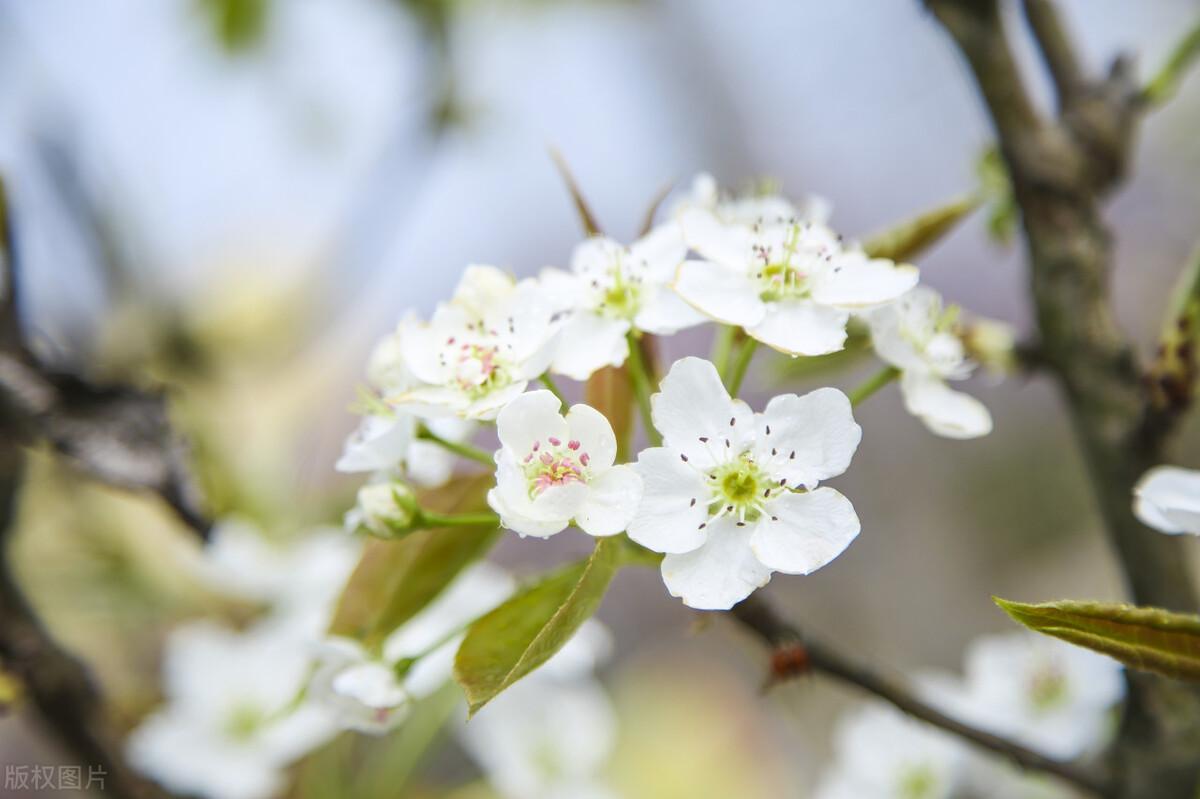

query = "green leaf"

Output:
[[995, 597, 1200, 682], [454, 537, 621, 715], [198, 0, 270, 54], [861, 194, 980, 263], [329, 474, 500, 649]]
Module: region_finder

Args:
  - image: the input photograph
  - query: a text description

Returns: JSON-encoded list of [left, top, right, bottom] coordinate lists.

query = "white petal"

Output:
[[571, 236, 624, 275], [751, 488, 860, 575], [900, 372, 993, 439], [1134, 466, 1200, 535], [566, 403, 618, 470], [497, 390, 566, 456], [404, 440, 457, 488], [629, 221, 687, 282], [537, 267, 586, 313], [550, 313, 631, 381], [627, 447, 710, 554], [633, 285, 708, 334], [650, 357, 754, 466], [453, 265, 515, 316], [748, 299, 849, 356], [674, 260, 765, 326], [576, 466, 643, 537], [811, 251, 920, 308], [335, 415, 414, 473], [464, 380, 530, 421], [394, 385, 468, 418], [660, 517, 772, 610], [331, 662, 409, 710], [754, 388, 861, 488], [678, 208, 755, 269], [488, 457, 586, 538]]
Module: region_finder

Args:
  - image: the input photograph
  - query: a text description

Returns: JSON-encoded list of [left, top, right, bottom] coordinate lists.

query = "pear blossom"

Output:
[[936, 632, 1123, 761], [865, 287, 993, 439], [627, 357, 861, 610], [677, 171, 830, 228], [391, 265, 560, 420], [487, 390, 643, 538], [1134, 465, 1200, 535], [458, 624, 618, 799], [312, 563, 513, 735], [126, 621, 339, 799], [815, 704, 965, 799], [540, 225, 707, 380], [674, 207, 918, 357]]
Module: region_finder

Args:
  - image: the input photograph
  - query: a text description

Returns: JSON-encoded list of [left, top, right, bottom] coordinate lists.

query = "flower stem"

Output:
[[417, 510, 500, 528], [625, 333, 662, 447], [711, 324, 737, 379], [848, 366, 900, 407], [417, 426, 494, 467], [725, 337, 758, 396], [539, 373, 566, 403]]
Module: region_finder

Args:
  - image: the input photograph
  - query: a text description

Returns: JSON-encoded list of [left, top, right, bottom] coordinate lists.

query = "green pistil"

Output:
[[224, 703, 266, 741], [756, 225, 810, 302], [897, 764, 938, 799], [1028, 664, 1070, 713], [709, 453, 772, 523], [599, 270, 641, 320]]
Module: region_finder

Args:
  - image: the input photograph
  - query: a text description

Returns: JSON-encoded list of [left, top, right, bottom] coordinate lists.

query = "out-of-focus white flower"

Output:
[[627, 357, 861, 610], [391, 265, 560, 420], [127, 622, 339, 799], [487, 390, 642, 539], [1134, 465, 1200, 535], [676, 172, 831, 227], [675, 208, 917, 357], [343, 479, 419, 538], [865, 287, 992, 439], [458, 624, 618, 799], [938, 632, 1123, 761], [312, 563, 513, 735], [539, 225, 706, 380], [194, 520, 361, 639], [814, 704, 965, 799], [337, 325, 475, 486]]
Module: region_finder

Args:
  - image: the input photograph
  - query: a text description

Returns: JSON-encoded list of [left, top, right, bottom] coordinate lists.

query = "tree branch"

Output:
[[730, 595, 1114, 798], [1022, 0, 1084, 109]]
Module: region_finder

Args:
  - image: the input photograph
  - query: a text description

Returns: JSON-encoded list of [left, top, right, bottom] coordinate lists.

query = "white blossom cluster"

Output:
[[815, 631, 1124, 799], [339, 173, 1008, 611]]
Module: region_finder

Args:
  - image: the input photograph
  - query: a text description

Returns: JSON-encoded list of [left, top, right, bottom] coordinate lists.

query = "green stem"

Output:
[[725, 338, 758, 396], [711, 324, 737, 380], [539, 373, 566, 403], [848, 366, 901, 407], [625, 333, 662, 447], [417, 426, 493, 467], [1145, 17, 1200, 106], [417, 510, 500, 529]]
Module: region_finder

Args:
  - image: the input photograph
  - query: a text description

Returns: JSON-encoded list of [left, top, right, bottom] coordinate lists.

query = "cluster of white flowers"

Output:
[[815, 631, 1123, 799], [334, 173, 1006, 611]]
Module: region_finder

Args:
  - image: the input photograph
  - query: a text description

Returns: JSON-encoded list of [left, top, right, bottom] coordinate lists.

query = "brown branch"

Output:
[[1022, 0, 1084, 109], [730, 595, 1114, 798]]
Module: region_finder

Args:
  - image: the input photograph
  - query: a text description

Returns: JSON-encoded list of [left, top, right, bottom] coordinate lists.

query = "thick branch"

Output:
[[1022, 0, 1084, 108], [730, 595, 1113, 798]]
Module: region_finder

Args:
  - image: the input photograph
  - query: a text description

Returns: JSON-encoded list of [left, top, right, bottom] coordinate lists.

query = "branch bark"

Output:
[[730, 595, 1113, 798], [927, 1, 1200, 796]]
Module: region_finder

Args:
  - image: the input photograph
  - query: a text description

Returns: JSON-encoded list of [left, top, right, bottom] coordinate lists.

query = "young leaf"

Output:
[[549, 148, 601, 237], [454, 536, 621, 715], [329, 474, 500, 649], [861, 194, 980, 263], [995, 598, 1200, 682]]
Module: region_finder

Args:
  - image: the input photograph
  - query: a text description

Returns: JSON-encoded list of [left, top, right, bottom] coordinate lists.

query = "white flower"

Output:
[[126, 621, 339, 799], [539, 225, 706, 380], [815, 704, 965, 799], [865, 287, 992, 439], [193, 520, 361, 640], [392, 265, 560, 420], [487, 390, 643, 538], [940, 632, 1123, 761], [675, 208, 917, 356], [676, 172, 830, 228], [312, 564, 513, 735], [458, 625, 618, 799], [1134, 465, 1200, 535], [343, 479, 419, 538], [627, 357, 861, 610]]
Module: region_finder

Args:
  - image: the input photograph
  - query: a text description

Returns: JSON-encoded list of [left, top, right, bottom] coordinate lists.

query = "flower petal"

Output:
[[576, 465, 643, 537], [754, 388, 861, 487], [566, 403, 618, 470], [678, 208, 755, 269], [633, 285, 708, 334], [1134, 465, 1200, 535], [811, 251, 920, 308], [550, 313, 631, 381], [674, 260, 765, 327], [751, 488, 860, 575], [748, 299, 849, 356], [660, 517, 772, 610], [335, 415, 414, 473], [900, 372, 993, 439], [496, 390, 566, 456], [650, 357, 754, 466], [464, 380, 530, 421], [628, 447, 710, 554], [629, 221, 686, 282]]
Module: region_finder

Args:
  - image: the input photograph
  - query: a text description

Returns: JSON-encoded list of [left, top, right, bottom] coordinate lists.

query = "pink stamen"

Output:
[[567, 440, 580, 450], [540, 452, 554, 465], [548, 436, 562, 446], [580, 453, 590, 466]]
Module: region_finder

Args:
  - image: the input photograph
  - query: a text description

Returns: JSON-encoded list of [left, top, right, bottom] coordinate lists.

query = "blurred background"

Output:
[[1, 0, 1199, 796]]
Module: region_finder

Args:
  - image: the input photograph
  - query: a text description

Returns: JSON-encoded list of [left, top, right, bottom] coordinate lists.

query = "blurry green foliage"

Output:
[[976, 146, 1017, 245], [861, 193, 980, 263], [199, 0, 270, 54]]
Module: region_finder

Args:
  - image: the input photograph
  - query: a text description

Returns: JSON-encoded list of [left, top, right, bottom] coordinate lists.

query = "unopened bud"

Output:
[[347, 481, 420, 539], [961, 317, 1017, 375]]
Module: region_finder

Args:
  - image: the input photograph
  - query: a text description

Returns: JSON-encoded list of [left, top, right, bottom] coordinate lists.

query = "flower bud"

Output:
[[346, 480, 420, 538], [961, 317, 1017, 375]]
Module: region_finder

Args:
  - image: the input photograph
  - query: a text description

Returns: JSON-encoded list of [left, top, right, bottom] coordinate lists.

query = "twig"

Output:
[[730, 594, 1114, 798], [1143, 16, 1200, 107], [1022, 0, 1084, 108]]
